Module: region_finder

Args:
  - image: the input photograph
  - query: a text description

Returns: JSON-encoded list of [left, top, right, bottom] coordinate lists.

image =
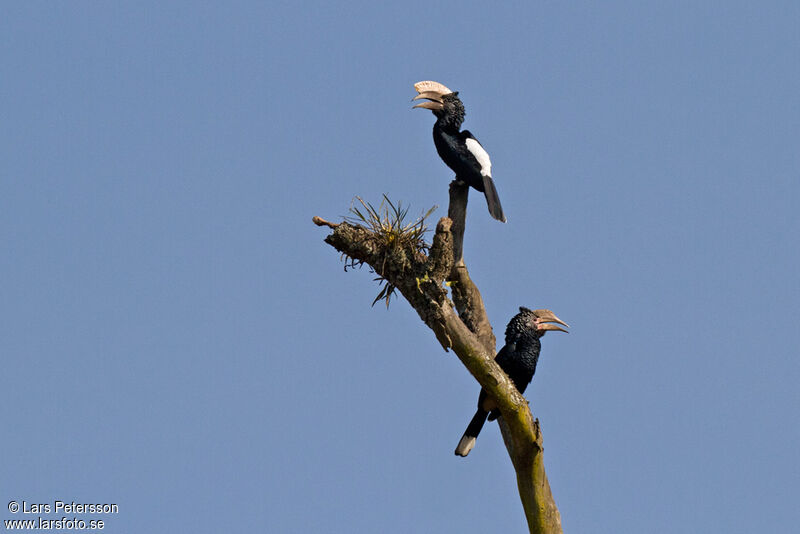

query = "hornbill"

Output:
[[412, 80, 506, 222], [455, 307, 568, 457]]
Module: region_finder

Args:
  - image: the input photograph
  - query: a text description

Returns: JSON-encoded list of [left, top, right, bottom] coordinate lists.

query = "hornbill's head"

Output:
[[514, 307, 570, 338], [412, 80, 465, 127]]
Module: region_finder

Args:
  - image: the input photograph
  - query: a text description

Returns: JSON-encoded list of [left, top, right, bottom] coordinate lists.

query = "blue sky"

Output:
[[2, 2, 798, 532]]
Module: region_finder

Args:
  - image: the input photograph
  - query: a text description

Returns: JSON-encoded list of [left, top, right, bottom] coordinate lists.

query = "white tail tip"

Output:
[[455, 435, 476, 457]]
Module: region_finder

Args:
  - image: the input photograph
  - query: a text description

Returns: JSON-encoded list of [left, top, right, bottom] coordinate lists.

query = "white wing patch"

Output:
[[464, 137, 492, 177]]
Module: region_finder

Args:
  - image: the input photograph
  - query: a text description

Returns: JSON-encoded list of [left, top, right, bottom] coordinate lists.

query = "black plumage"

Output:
[[455, 307, 568, 457], [413, 82, 506, 222]]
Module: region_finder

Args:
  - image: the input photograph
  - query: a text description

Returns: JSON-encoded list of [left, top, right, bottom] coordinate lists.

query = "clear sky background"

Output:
[[2, 2, 798, 533]]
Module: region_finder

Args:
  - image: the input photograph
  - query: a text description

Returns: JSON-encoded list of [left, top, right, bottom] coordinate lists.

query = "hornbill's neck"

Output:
[[434, 94, 466, 132]]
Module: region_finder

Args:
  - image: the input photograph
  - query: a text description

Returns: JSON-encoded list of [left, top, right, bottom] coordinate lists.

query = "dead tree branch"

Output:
[[313, 184, 562, 534]]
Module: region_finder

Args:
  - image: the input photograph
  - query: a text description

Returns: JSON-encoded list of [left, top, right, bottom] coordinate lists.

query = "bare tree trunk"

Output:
[[313, 182, 562, 534]]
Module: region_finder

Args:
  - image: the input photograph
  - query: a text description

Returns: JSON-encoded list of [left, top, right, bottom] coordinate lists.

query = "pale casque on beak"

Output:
[[412, 80, 452, 111]]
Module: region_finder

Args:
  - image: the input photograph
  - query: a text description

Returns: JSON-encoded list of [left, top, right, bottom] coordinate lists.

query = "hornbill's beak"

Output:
[[412, 91, 445, 111], [412, 99, 444, 111], [413, 91, 444, 102], [412, 80, 452, 111], [532, 309, 570, 333]]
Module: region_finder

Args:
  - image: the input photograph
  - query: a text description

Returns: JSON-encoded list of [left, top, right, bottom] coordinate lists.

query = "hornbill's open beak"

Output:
[[412, 80, 452, 111], [532, 309, 570, 333]]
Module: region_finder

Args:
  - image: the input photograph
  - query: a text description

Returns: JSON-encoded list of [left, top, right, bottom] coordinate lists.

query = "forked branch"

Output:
[[313, 183, 562, 534]]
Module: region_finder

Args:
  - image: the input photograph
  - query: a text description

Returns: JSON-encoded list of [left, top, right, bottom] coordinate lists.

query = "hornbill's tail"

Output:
[[482, 175, 506, 223], [455, 409, 489, 457]]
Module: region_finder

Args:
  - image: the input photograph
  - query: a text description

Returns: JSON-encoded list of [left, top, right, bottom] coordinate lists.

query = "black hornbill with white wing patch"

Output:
[[412, 81, 506, 222], [455, 307, 568, 457]]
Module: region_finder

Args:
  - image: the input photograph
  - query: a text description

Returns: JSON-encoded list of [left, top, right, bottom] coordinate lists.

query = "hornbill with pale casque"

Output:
[[455, 307, 568, 457], [412, 80, 506, 222]]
